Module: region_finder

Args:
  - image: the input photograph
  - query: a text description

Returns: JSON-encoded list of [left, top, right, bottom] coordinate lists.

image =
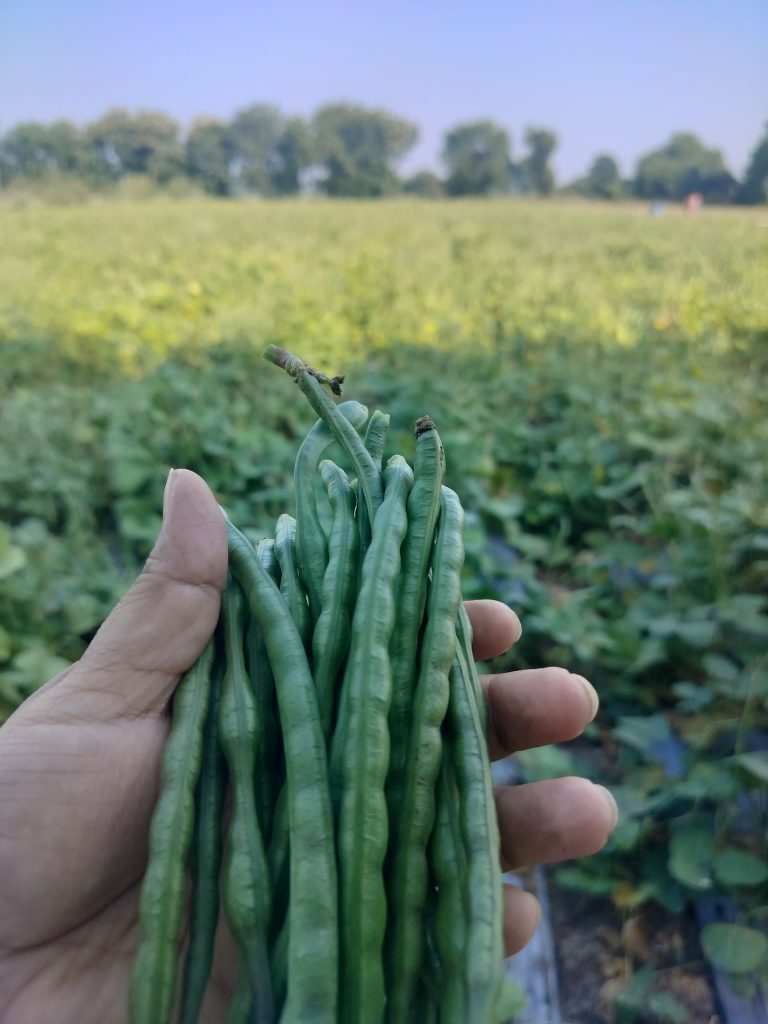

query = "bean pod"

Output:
[[129, 641, 214, 1024]]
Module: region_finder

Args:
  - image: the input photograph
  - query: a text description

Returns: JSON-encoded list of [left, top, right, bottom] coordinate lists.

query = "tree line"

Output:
[[1, 103, 766, 203]]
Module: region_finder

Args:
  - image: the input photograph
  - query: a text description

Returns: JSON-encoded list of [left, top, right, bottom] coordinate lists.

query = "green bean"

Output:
[[246, 538, 281, 844], [270, 914, 289, 1017], [385, 486, 464, 1024], [417, 878, 443, 1013], [294, 399, 369, 622], [219, 577, 273, 1024], [356, 410, 390, 556], [363, 410, 390, 471], [312, 459, 358, 739], [179, 647, 227, 1024], [330, 454, 414, 1024], [227, 518, 337, 1024], [447, 642, 504, 1023], [268, 471, 353, 930], [269, 516, 311, 942], [274, 514, 310, 653], [386, 418, 444, 825], [263, 344, 383, 540], [128, 641, 214, 1024], [456, 602, 487, 735], [225, 968, 252, 1024], [430, 757, 468, 1024]]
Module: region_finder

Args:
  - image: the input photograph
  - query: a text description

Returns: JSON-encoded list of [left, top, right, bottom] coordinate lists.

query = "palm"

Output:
[[0, 470, 614, 1023], [0, 700, 240, 1021]]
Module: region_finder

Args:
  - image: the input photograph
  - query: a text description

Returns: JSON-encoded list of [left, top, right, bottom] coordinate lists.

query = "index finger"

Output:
[[463, 600, 521, 661]]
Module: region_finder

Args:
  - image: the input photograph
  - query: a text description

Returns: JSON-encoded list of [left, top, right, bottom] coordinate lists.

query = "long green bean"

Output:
[[294, 400, 369, 623], [228, 518, 337, 1024], [385, 486, 464, 1023], [331, 454, 414, 1024], [219, 577, 273, 1024], [129, 642, 214, 1024], [179, 646, 227, 1024]]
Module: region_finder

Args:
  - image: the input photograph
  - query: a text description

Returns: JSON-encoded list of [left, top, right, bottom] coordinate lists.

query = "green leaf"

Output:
[[701, 652, 739, 681], [671, 681, 713, 713], [554, 866, 618, 896], [648, 990, 688, 1023], [736, 752, 768, 784], [674, 762, 737, 801], [0, 624, 12, 661], [0, 523, 27, 579], [613, 713, 672, 755], [493, 975, 526, 1022], [712, 848, 768, 887], [701, 923, 768, 974], [668, 825, 714, 891], [614, 964, 654, 1022], [514, 744, 575, 782]]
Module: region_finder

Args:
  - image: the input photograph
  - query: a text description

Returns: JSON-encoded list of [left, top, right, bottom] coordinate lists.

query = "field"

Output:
[[2, 197, 767, 1019]]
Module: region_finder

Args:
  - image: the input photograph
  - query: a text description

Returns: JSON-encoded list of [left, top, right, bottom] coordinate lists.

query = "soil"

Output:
[[547, 877, 722, 1024]]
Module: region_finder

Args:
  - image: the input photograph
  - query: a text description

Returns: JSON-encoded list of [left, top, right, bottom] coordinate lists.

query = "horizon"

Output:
[[1, 0, 766, 181]]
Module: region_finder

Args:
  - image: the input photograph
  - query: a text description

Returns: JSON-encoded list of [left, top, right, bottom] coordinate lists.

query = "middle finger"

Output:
[[482, 667, 599, 761]]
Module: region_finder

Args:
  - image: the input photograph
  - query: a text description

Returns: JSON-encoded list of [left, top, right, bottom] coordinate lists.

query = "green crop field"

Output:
[[2, 197, 767, 1012]]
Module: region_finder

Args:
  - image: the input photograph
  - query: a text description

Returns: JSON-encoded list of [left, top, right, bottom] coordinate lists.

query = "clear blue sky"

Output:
[[1, 0, 766, 180]]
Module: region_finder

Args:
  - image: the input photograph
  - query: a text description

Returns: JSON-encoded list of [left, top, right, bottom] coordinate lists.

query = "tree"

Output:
[[518, 127, 558, 195], [229, 104, 283, 194], [738, 124, 768, 204], [271, 117, 313, 195], [87, 109, 184, 183], [0, 121, 88, 182], [442, 121, 511, 196], [313, 103, 418, 197], [403, 170, 444, 197], [186, 118, 233, 195], [634, 133, 736, 202], [0, 123, 55, 181], [586, 154, 622, 198]]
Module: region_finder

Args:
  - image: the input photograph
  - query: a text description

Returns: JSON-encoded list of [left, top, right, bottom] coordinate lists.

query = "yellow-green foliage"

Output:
[[1, 199, 765, 374]]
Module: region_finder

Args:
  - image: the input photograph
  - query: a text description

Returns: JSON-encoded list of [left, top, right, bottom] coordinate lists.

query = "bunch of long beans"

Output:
[[128, 346, 513, 1024]]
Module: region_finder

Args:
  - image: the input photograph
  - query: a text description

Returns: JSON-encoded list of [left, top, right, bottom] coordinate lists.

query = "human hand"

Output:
[[0, 470, 231, 1023], [0, 469, 615, 1022]]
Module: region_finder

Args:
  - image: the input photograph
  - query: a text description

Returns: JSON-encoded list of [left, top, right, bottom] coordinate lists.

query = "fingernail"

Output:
[[572, 674, 599, 722], [163, 468, 177, 519], [595, 785, 619, 829]]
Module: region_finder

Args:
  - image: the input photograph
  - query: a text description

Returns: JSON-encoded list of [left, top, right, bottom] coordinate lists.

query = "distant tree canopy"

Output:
[[442, 121, 512, 195], [517, 127, 558, 195], [313, 103, 418, 197], [185, 118, 233, 196], [403, 170, 444, 197], [586, 154, 623, 198], [566, 154, 624, 199], [88, 109, 185, 184], [0, 104, 765, 203], [738, 123, 768, 204], [633, 132, 736, 202]]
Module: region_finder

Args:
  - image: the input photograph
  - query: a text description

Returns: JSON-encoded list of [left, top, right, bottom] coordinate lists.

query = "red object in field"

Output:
[[685, 193, 703, 212]]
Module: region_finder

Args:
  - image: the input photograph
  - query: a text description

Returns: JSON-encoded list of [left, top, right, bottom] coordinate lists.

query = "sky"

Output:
[[1, 0, 766, 181]]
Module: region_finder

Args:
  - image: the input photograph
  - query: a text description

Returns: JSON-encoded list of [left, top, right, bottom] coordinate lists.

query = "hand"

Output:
[[0, 469, 615, 1022], [0, 470, 230, 1023]]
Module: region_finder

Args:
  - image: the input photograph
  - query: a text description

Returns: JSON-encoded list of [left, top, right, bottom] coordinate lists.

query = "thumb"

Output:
[[58, 468, 227, 717]]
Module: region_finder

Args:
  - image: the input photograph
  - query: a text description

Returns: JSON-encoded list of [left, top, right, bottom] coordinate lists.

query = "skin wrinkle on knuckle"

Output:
[[485, 672, 505, 756], [140, 558, 221, 599]]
